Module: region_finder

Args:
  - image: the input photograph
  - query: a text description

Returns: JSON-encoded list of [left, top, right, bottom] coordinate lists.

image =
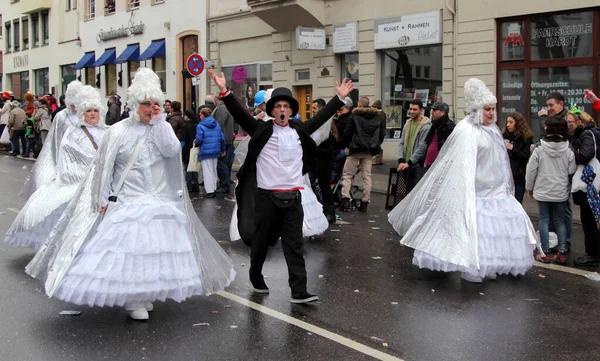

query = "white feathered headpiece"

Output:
[[126, 68, 165, 123], [464, 78, 497, 125], [76, 85, 106, 127], [65, 80, 83, 108]]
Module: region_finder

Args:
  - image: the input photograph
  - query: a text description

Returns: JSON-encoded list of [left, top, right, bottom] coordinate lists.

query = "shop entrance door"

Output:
[[296, 85, 312, 121]]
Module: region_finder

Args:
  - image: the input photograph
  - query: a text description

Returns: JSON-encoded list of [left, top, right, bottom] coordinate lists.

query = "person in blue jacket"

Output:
[[196, 107, 225, 198]]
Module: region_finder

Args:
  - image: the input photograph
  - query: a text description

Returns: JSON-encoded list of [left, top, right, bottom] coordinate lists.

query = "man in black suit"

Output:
[[208, 69, 353, 303]]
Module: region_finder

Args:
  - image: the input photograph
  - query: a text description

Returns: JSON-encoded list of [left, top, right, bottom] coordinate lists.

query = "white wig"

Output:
[[127, 68, 165, 123], [65, 80, 84, 108], [263, 88, 274, 104], [76, 85, 106, 127], [464, 78, 497, 125]]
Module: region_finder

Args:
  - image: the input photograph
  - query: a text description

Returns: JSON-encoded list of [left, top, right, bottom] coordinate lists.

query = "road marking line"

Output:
[[7, 208, 21, 214], [216, 291, 403, 361], [534, 263, 597, 277]]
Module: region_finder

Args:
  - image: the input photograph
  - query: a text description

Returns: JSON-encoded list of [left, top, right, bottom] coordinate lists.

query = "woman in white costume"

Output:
[[388, 78, 538, 283], [5, 86, 106, 250], [21, 81, 84, 200], [229, 89, 330, 242], [26, 68, 235, 320]]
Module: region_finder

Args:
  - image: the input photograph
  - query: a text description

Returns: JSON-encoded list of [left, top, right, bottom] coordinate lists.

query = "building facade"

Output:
[[1, 0, 209, 112], [207, 0, 600, 150], [1, 0, 80, 100]]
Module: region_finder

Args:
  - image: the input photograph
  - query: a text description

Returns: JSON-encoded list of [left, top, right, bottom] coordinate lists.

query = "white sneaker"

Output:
[[461, 272, 483, 283], [128, 308, 149, 320], [145, 302, 154, 312]]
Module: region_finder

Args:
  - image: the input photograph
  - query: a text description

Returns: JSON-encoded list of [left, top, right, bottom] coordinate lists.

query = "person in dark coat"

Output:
[[105, 95, 121, 126], [569, 108, 600, 266], [180, 109, 200, 192], [51, 95, 66, 122], [208, 69, 353, 303], [502, 112, 534, 204], [167, 101, 184, 137], [424, 102, 455, 169]]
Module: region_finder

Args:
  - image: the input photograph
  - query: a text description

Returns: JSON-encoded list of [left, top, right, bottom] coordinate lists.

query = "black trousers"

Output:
[[250, 189, 307, 293], [315, 160, 335, 219], [579, 200, 600, 258]]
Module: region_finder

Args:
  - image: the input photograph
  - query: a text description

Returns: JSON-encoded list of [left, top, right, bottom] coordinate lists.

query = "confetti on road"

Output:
[[318, 275, 324, 278], [371, 227, 381, 230], [368, 220, 376, 223], [372, 257, 383, 260], [479, 293, 485, 296], [431, 289, 435, 293], [193, 323, 210, 327], [211, 311, 219, 315], [382, 343, 389, 348], [391, 302, 398, 305], [537, 274, 546, 279], [224, 305, 231, 308], [525, 299, 539, 301], [370, 336, 384, 342], [354, 289, 360, 293], [330, 229, 340, 232], [230, 325, 238, 329]]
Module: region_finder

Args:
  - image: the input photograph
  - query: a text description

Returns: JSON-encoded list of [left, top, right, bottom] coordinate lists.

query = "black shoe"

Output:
[[189, 186, 200, 193], [216, 188, 230, 194], [339, 197, 351, 212], [574, 255, 600, 266], [357, 200, 369, 213], [251, 280, 270, 294], [326, 213, 336, 224], [204, 192, 216, 198], [199, 182, 204, 186], [290, 292, 319, 304]]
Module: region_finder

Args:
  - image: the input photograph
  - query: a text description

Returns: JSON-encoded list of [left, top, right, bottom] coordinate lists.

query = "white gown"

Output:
[[229, 117, 331, 242], [388, 116, 536, 278], [26, 118, 235, 307], [5, 124, 104, 250]]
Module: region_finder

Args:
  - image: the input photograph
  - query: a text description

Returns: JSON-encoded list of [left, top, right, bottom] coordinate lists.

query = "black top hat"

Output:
[[266, 87, 299, 117]]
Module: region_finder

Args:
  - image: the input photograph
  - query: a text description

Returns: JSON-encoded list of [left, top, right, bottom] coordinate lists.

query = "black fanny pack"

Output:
[[270, 191, 300, 208]]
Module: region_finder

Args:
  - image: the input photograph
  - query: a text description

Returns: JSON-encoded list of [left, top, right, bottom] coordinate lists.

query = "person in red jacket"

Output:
[[584, 90, 600, 112]]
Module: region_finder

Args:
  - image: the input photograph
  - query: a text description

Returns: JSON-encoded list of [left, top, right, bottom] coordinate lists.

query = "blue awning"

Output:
[[93, 49, 116, 67], [138, 40, 165, 61], [115, 45, 140, 64], [72, 52, 95, 71]]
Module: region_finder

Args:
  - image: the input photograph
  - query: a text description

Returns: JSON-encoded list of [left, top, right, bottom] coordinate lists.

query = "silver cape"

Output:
[[26, 118, 235, 297], [6, 124, 104, 246], [21, 108, 79, 200], [388, 116, 537, 270]]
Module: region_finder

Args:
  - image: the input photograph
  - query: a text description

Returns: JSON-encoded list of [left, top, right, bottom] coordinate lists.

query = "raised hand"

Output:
[[584, 89, 599, 103], [335, 78, 355, 99], [208, 69, 227, 93]]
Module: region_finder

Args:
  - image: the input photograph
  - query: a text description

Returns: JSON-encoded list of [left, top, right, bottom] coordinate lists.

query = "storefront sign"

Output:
[[374, 10, 442, 50], [13, 54, 28, 69], [532, 23, 592, 48], [333, 23, 358, 53], [97, 20, 145, 43], [296, 28, 326, 51]]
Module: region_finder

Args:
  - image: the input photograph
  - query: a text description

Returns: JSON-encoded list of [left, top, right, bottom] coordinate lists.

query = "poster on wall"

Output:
[[296, 28, 326, 50], [414, 89, 429, 102], [385, 105, 403, 129], [333, 23, 358, 53], [374, 10, 442, 50]]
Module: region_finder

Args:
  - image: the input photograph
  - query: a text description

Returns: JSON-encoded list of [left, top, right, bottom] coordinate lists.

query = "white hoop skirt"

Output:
[[411, 196, 535, 277], [53, 202, 222, 308]]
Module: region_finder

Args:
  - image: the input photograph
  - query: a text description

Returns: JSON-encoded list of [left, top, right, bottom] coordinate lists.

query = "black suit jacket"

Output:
[[222, 92, 344, 245]]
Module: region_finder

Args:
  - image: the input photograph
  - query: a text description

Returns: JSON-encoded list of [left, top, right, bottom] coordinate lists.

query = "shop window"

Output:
[[259, 62, 272, 89], [128, 60, 140, 86], [5, 23, 11, 53], [530, 11, 593, 61], [86, 0, 95, 20], [222, 63, 259, 109], [41, 11, 49, 45], [529, 65, 593, 139], [104, 0, 115, 15], [20, 71, 30, 99], [22, 18, 29, 49], [85, 67, 95, 86], [152, 57, 166, 92], [128, 0, 140, 11], [35, 68, 49, 95], [32, 15, 39, 47], [13, 20, 20, 52], [381, 46, 442, 137], [105, 63, 117, 96], [341, 53, 359, 104], [497, 69, 526, 130], [500, 21, 525, 61]]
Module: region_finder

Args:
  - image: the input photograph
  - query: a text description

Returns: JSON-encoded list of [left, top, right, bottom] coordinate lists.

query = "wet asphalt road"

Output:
[[1, 154, 600, 361]]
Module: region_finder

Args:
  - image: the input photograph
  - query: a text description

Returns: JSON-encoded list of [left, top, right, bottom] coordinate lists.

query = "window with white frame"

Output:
[[22, 17, 29, 49], [152, 0, 165, 4], [86, 0, 95, 20], [41, 11, 49, 45], [32, 15, 39, 47], [73, 0, 77, 9], [5, 23, 12, 53], [128, 0, 140, 10], [104, 0, 115, 15], [65, 0, 71, 10], [13, 20, 20, 52]]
